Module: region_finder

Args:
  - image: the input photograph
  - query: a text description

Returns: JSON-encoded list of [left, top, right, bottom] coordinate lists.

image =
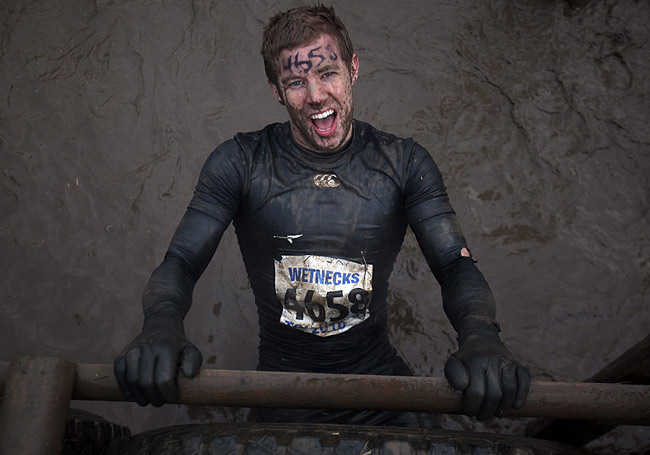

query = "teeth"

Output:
[[311, 109, 334, 120]]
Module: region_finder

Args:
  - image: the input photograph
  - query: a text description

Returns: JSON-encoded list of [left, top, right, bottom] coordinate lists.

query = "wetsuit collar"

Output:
[[284, 121, 356, 160]]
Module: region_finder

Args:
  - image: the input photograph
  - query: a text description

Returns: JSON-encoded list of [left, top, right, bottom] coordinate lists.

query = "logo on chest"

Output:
[[313, 173, 339, 188]]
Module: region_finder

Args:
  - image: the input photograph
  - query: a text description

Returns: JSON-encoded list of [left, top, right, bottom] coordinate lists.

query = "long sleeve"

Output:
[[404, 143, 498, 338], [142, 139, 247, 320]]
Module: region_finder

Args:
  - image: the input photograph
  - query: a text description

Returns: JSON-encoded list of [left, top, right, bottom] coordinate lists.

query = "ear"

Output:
[[350, 54, 359, 85], [268, 81, 285, 105]]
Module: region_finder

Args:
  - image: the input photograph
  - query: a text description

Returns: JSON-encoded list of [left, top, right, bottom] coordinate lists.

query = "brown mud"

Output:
[[1, 1, 649, 453]]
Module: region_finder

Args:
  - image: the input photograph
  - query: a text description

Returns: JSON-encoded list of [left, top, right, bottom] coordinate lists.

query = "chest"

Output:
[[234, 158, 407, 261]]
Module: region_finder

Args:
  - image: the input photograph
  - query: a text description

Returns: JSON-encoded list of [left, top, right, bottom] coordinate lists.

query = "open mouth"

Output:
[[310, 109, 337, 136]]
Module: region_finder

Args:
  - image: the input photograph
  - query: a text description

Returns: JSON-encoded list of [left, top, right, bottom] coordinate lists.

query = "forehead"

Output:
[[278, 33, 342, 67]]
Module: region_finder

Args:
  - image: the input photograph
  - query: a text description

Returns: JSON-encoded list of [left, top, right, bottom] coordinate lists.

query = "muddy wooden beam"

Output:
[[0, 357, 75, 455], [1, 361, 650, 425], [531, 332, 650, 445]]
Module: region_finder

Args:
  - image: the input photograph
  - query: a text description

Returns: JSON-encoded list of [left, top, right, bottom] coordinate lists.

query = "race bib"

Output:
[[275, 255, 373, 337]]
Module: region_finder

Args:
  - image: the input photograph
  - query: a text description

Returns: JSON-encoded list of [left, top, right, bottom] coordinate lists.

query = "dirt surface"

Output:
[[1, 0, 649, 452]]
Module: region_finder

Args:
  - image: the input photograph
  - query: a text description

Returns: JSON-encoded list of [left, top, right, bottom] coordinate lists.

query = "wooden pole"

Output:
[[1, 361, 650, 425], [0, 357, 75, 455]]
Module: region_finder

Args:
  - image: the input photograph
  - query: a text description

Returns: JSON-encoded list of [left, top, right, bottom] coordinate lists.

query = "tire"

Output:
[[62, 409, 130, 455], [107, 422, 587, 454]]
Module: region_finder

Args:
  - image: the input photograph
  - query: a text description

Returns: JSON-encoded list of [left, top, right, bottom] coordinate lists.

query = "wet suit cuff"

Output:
[[142, 305, 185, 332], [456, 315, 501, 345]]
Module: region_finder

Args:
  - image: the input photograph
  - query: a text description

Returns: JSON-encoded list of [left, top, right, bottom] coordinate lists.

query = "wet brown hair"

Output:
[[261, 4, 354, 87]]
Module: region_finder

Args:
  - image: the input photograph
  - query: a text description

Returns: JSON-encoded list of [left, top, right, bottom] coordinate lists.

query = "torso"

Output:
[[231, 121, 415, 374]]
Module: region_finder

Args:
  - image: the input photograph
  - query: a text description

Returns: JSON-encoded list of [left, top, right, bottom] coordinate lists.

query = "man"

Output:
[[114, 5, 530, 425]]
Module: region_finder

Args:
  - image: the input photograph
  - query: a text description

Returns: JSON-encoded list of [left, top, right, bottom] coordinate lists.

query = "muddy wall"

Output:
[[1, 0, 649, 449]]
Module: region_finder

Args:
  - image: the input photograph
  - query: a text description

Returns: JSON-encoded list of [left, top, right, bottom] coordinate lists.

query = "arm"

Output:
[[114, 140, 245, 407], [113, 209, 228, 407], [405, 144, 530, 420]]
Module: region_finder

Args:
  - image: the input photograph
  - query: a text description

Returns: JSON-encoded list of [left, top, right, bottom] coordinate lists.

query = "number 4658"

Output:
[[283, 288, 370, 323]]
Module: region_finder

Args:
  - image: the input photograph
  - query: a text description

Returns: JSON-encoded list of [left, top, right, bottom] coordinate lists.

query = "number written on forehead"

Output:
[[282, 44, 339, 75]]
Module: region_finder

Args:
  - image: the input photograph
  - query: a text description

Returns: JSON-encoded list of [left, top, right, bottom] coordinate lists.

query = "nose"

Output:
[[306, 80, 327, 105]]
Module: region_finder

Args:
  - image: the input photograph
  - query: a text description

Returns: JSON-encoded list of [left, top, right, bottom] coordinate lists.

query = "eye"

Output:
[[288, 80, 302, 88], [322, 72, 335, 78]]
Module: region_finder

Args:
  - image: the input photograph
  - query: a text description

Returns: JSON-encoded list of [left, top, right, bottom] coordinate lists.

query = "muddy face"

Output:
[[270, 33, 359, 153]]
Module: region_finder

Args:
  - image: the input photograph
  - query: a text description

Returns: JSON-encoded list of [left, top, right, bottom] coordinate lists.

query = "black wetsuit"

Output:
[[144, 120, 497, 425]]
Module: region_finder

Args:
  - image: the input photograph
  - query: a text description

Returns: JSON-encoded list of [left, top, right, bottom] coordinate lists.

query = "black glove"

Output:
[[444, 320, 530, 421], [114, 308, 202, 407]]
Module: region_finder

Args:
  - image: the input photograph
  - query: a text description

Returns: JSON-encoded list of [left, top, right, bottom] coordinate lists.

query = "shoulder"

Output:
[[353, 121, 446, 190], [354, 120, 416, 153], [353, 120, 435, 174], [201, 123, 286, 170], [234, 122, 287, 154]]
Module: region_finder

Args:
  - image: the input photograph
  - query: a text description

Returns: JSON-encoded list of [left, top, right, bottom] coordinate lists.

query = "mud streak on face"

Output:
[[325, 43, 338, 61]]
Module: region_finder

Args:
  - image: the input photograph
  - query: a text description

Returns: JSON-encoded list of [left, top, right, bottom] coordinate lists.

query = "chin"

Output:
[[314, 137, 344, 152]]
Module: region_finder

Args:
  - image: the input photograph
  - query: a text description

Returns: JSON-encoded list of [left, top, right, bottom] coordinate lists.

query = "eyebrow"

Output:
[[280, 74, 301, 86], [317, 63, 337, 73], [279, 60, 341, 86]]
